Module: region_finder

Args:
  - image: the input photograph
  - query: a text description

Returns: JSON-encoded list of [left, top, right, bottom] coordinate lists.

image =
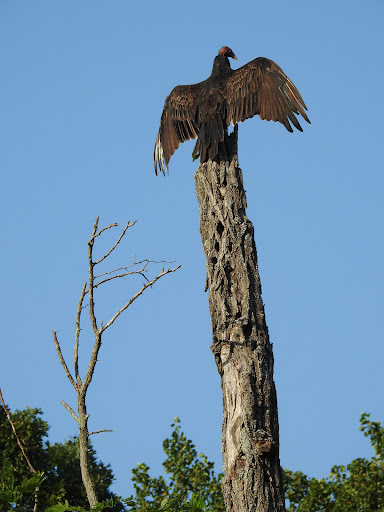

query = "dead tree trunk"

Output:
[[194, 128, 285, 512]]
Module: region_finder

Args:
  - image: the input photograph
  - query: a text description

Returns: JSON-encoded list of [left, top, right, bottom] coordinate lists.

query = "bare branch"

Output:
[[0, 389, 44, 512], [61, 400, 79, 422], [94, 262, 147, 279], [91, 268, 150, 291], [52, 331, 77, 389], [74, 281, 87, 386], [82, 264, 180, 395], [93, 259, 176, 279], [88, 216, 100, 247], [94, 220, 136, 266], [100, 265, 181, 333], [88, 225, 99, 336], [94, 223, 118, 238], [88, 429, 114, 436], [0, 388, 37, 473]]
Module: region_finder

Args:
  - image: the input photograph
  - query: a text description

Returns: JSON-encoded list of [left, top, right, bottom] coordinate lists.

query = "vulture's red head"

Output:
[[218, 46, 237, 60]]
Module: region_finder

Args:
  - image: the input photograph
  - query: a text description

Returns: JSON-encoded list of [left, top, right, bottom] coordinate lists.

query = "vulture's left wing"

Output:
[[223, 57, 310, 132], [154, 84, 201, 175]]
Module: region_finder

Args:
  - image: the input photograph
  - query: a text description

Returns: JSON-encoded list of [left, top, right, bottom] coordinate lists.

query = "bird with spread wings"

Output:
[[154, 46, 310, 175]]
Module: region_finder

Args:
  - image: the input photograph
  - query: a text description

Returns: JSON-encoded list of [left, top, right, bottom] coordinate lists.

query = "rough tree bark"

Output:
[[194, 127, 285, 512]]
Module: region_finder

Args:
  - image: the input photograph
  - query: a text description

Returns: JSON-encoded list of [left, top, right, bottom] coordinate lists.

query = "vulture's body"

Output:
[[154, 47, 310, 175]]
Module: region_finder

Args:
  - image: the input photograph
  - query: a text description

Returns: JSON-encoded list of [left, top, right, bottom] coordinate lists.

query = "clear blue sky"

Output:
[[1, 0, 383, 499]]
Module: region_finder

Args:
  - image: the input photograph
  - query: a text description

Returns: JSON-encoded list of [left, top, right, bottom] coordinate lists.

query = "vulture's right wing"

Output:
[[154, 84, 201, 175]]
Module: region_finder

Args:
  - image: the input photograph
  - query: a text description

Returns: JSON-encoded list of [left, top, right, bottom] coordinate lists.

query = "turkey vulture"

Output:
[[154, 46, 310, 175]]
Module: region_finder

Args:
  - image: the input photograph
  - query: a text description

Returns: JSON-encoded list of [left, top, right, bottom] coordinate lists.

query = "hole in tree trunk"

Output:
[[243, 322, 252, 339]]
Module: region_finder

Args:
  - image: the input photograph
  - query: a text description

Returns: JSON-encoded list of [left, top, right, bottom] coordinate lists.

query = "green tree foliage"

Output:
[[0, 457, 45, 512], [3, 405, 384, 511], [125, 418, 225, 512], [284, 413, 384, 511], [125, 492, 215, 512], [0, 405, 49, 477], [0, 405, 124, 511]]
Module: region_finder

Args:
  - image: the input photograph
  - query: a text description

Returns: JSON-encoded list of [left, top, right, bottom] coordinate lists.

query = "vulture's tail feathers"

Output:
[[192, 114, 226, 164]]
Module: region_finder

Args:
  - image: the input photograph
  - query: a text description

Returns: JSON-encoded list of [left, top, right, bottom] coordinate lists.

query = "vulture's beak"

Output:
[[232, 54, 237, 61]]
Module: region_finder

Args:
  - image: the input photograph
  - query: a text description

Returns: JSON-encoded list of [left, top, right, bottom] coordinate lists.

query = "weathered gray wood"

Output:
[[195, 129, 285, 512]]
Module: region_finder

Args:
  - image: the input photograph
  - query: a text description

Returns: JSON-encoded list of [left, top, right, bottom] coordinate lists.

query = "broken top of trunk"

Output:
[[194, 129, 285, 512]]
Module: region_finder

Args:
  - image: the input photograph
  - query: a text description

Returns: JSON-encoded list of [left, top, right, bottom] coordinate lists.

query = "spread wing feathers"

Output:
[[224, 57, 310, 133], [154, 84, 200, 175]]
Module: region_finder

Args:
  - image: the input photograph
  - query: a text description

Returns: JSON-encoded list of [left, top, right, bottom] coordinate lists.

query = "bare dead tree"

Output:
[[194, 128, 285, 512], [0, 388, 45, 512], [53, 216, 180, 508]]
